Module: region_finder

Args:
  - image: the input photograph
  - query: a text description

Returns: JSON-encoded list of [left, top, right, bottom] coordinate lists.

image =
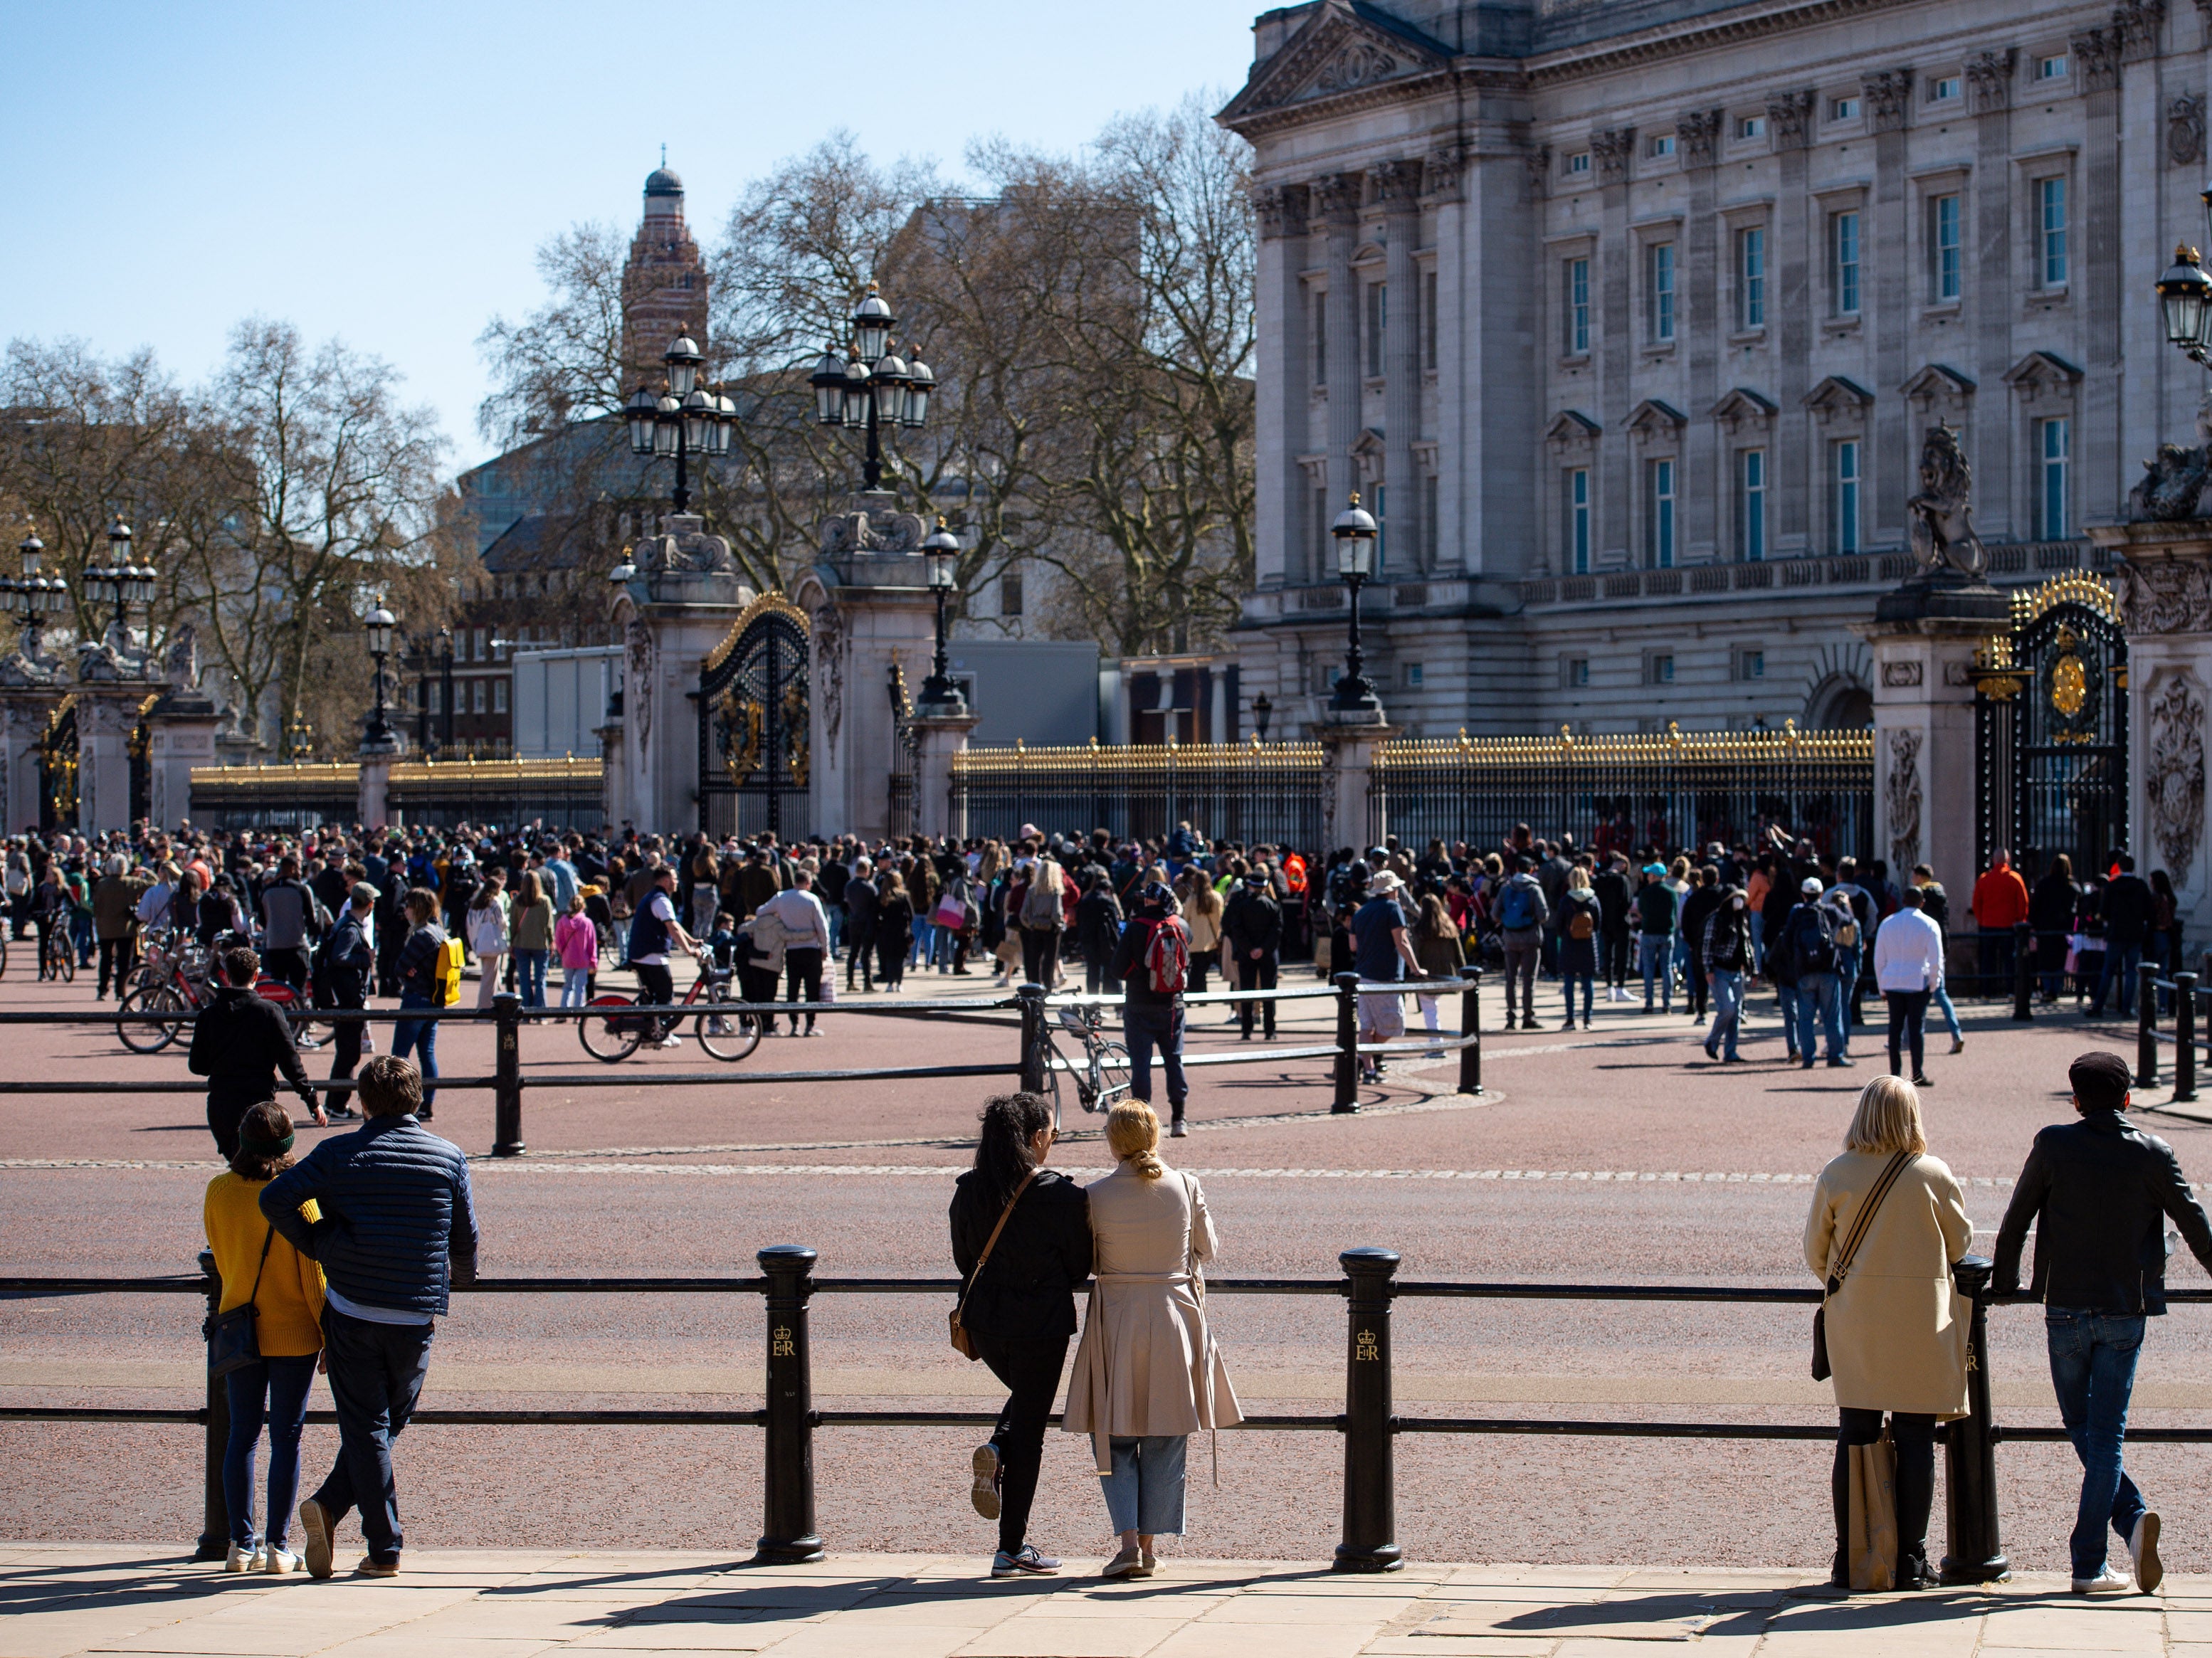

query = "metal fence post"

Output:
[[2012, 922, 2034, 1022], [1017, 983, 1047, 1097], [2137, 964, 2159, 1091], [754, 1245, 823, 1564], [195, 1249, 228, 1561], [1335, 1247, 1402, 1573], [493, 993, 526, 1157], [1458, 967, 1482, 1097], [1333, 972, 1360, 1113], [2177, 973, 2198, 1104], [1939, 1255, 2008, 1585]]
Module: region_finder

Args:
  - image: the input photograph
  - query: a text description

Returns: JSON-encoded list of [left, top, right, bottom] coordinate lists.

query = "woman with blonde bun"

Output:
[[1064, 1100, 1241, 1578]]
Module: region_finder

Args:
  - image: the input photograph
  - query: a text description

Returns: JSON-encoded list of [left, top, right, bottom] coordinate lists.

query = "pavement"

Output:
[[3, 1546, 2204, 1658]]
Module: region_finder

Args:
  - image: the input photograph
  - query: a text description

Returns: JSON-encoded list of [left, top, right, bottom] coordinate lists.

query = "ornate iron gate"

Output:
[[129, 694, 155, 825], [698, 595, 811, 839], [38, 696, 77, 835], [886, 661, 918, 839], [1974, 574, 2129, 881]]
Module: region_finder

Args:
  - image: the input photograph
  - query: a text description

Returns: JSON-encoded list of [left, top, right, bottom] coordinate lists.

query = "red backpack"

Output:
[[1142, 915, 1190, 995]]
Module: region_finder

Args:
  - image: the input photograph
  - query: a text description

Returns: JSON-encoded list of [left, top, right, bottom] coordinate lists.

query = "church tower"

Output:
[[621, 159, 709, 394]]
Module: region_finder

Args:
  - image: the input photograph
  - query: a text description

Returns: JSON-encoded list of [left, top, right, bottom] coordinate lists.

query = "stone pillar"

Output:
[[1376, 160, 1421, 573], [1316, 174, 1362, 563], [145, 687, 219, 831], [1254, 184, 1309, 589], [910, 713, 977, 839], [0, 694, 58, 833], [76, 689, 147, 834], [611, 513, 751, 835], [357, 747, 395, 828], [595, 716, 626, 831], [1861, 573, 2009, 888], [1319, 719, 1401, 853]]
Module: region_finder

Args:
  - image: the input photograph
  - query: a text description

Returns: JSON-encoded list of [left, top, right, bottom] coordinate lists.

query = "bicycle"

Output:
[[39, 925, 75, 983], [577, 956, 766, 1064], [1038, 1001, 1132, 1127]]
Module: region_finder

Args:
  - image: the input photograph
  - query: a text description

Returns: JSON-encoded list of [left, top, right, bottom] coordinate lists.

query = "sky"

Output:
[[0, 1, 1259, 471]]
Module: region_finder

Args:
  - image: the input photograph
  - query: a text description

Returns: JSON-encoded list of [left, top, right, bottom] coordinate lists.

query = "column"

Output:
[[145, 700, 218, 831], [1317, 173, 1363, 558], [1866, 73, 1912, 548], [1968, 52, 2015, 539], [75, 691, 137, 835], [1771, 90, 1816, 556], [1680, 112, 1722, 561], [2080, 28, 2124, 528], [2117, 7, 2164, 525], [1376, 161, 1423, 571], [0, 697, 51, 831], [1255, 184, 1309, 589], [1318, 720, 1401, 854], [1594, 132, 1635, 564], [910, 713, 977, 839]]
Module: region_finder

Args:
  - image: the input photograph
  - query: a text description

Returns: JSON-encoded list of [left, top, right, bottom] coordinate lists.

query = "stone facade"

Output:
[[1219, 0, 2207, 739]]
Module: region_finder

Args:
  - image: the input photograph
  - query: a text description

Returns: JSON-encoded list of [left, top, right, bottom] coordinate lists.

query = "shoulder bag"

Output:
[[1811, 1149, 1915, 1381], [206, 1223, 277, 1380], [949, 1169, 1038, 1361]]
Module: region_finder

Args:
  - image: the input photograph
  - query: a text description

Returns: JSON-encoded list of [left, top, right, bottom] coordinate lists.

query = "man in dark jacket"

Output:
[[843, 858, 879, 993], [91, 856, 147, 1000], [1678, 867, 1724, 1023], [258, 856, 321, 998], [1075, 870, 1124, 996], [317, 885, 377, 1118], [2092, 855, 2155, 1019], [1993, 1050, 2212, 1594], [389, 889, 447, 1119], [1223, 871, 1283, 1040], [264, 1055, 478, 1580], [188, 944, 322, 1157], [1111, 883, 1190, 1135], [1593, 854, 1633, 1000]]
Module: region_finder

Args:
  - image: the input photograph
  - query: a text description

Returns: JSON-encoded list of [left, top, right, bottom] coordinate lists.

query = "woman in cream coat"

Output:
[[1803, 1074, 1973, 1590], [1064, 1101, 1241, 1578]]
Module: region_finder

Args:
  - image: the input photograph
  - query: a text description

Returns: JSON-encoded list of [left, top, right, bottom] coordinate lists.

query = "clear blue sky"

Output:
[[0, 1, 1258, 469]]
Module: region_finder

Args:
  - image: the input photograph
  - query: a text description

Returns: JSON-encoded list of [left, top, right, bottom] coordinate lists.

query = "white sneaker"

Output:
[[224, 1540, 263, 1573], [2131, 1512, 2162, 1593], [263, 1544, 298, 1575], [2073, 1564, 2133, 1595], [654, 1035, 683, 1049]]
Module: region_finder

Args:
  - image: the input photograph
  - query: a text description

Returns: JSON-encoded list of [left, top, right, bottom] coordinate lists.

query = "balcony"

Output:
[[1517, 541, 2100, 608]]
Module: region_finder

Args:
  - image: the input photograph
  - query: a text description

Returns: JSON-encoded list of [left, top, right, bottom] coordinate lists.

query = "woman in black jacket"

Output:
[[949, 1092, 1091, 1578], [2030, 855, 2078, 1005]]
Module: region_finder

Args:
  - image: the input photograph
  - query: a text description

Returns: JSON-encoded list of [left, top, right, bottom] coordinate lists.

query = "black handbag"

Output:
[[1813, 1149, 1915, 1382], [206, 1224, 276, 1380]]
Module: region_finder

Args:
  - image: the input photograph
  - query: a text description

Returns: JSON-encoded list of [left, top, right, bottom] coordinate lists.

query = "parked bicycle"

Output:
[[577, 955, 765, 1063], [1038, 1001, 1131, 1127], [115, 935, 215, 1052]]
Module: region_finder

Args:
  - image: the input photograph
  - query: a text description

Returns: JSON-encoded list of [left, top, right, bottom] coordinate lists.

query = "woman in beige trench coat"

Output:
[[1803, 1074, 1973, 1589], [1063, 1101, 1241, 1578]]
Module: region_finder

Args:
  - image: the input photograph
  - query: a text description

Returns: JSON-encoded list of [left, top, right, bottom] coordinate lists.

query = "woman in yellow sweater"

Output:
[[204, 1101, 325, 1574]]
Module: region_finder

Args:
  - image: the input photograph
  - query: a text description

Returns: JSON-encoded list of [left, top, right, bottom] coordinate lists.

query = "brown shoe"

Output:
[[356, 1556, 400, 1578], [297, 1499, 334, 1580]]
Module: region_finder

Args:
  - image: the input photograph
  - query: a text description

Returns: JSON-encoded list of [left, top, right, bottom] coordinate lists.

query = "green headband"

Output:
[[240, 1127, 295, 1155]]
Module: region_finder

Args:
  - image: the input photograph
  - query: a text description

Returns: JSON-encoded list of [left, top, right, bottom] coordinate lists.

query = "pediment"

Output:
[[2003, 349, 2084, 395], [1350, 426, 1388, 457], [1218, 0, 1453, 132], [1626, 398, 1687, 437], [1710, 388, 1778, 429], [1803, 374, 1875, 416], [1545, 410, 1602, 446], [1901, 363, 1976, 403]]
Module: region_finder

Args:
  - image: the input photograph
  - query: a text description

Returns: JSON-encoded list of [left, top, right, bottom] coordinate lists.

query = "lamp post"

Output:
[[625, 331, 735, 512], [1, 527, 68, 652], [82, 514, 157, 655], [2156, 189, 2212, 365], [914, 519, 967, 714], [809, 283, 934, 495], [285, 709, 315, 763], [1328, 493, 1383, 719], [363, 598, 396, 749], [1253, 692, 1273, 743]]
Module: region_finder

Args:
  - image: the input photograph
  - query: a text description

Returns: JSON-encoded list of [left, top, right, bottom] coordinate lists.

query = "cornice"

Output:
[[1524, 0, 1929, 89]]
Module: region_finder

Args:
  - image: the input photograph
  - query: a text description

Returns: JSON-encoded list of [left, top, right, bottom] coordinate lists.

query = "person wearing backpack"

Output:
[[316, 885, 376, 1119], [1494, 857, 1549, 1030], [1110, 882, 1192, 1137], [1556, 865, 1603, 1030], [388, 889, 449, 1119], [1779, 877, 1850, 1070]]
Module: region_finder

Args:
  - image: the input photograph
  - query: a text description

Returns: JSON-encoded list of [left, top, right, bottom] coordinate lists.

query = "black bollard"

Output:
[[2178, 973, 2199, 1104], [1458, 967, 1482, 1097], [754, 1245, 824, 1564], [1939, 1255, 2009, 1585], [1017, 983, 1048, 1100], [1333, 973, 1360, 1113], [2138, 964, 2160, 1091], [493, 993, 526, 1157], [2012, 922, 2034, 1021], [194, 1249, 228, 1561], [1335, 1247, 1402, 1573]]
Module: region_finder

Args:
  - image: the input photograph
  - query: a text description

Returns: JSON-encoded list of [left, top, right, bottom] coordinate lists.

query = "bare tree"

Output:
[[474, 224, 632, 451]]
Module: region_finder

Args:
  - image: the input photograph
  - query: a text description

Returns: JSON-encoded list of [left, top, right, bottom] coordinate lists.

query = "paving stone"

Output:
[[950, 1615, 1176, 1657]]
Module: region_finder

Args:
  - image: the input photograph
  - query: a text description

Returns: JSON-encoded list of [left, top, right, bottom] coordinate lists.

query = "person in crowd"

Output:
[[91, 855, 145, 1000], [1224, 870, 1282, 1042], [263, 1055, 477, 1581], [507, 870, 554, 1012], [189, 944, 323, 1158], [1634, 862, 1679, 1014], [28, 863, 68, 978], [1680, 867, 1723, 1024], [630, 864, 704, 1045], [843, 856, 879, 993], [1077, 868, 1126, 998], [1493, 856, 1548, 1030], [258, 856, 320, 997], [2031, 852, 2080, 1005], [1179, 873, 1225, 1000], [1821, 872, 1870, 1042], [1348, 870, 1425, 1087], [554, 891, 598, 1008], [1556, 865, 1602, 1030], [1771, 877, 1850, 1070], [1994, 1050, 2212, 1595], [2152, 870, 2183, 1004], [2090, 854, 2154, 1020], [1971, 847, 2031, 996], [735, 843, 782, 919], [949, 1092, 1092, 1578], [1063, 1099, 1240, 1579], [1872, 885, 1944, 1087], [1805, 1076, 1972, 1592], [317, 886, 376, 1119], [1411, 891, 1465, 1054], [465, 872, 510, 1011], [389, 889, 448, 1118], [1016, 848, 1069, 991], [1911, 864, 1967, 1057], [1702, 883, 1754, 1063], [1112, 882, 1191, 1135], [875, 868, 915, 992], [2074, 875, 2110, 1007], [205, 1099, 326, 1573], [758, 867, 832, 1036], [688, 843, 721, 940]]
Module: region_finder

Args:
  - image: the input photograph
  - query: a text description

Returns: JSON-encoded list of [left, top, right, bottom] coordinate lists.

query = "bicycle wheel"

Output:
[[45, 934, 73, 983], [117, 984, 184, 1054], [695, 1007, 764, 1062], [1093, 1041, 1132, 1110], [0, 932, 10, 980], [578, 994, 644, 1063]]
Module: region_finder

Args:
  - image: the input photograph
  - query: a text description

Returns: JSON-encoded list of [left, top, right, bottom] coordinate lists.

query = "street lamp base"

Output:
[[1323, 698, 1389, 726]]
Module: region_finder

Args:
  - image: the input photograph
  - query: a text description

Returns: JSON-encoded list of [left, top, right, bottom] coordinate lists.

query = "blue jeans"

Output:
[[561, 964, 592, 1006], [2092, 944, 2145, 1017], [1707, 968, 1744, 1059], [1638, 934, 1672, 1010], [1122, 1003, 1187, 1111], [1832, 946, 1860, 1034], [1933, 983, 1962, 1041], [223, 1356, 317, 1547], [389, 993, 438, 1110], [1560, 969, 1593, 1023], [1749, 912, 1766, 973], [2047, 1309, 2148, 1579], [1101, 1433, 1187, 1536], [515, 949, 548, 1008], [1786, 973, 1844, 1061], [312, 1306, 433, 1563]]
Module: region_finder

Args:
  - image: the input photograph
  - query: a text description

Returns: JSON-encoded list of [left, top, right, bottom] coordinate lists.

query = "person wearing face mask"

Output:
[[1701, 884, 1755, 1063]]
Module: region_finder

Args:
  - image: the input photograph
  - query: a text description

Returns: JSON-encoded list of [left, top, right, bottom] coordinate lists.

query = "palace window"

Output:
[[1567, 657, 1591, 688], [1566, 151, 1591, 177], [1831, 210, 1861, 315], [2037, 417, 2071, 539], [1644, 458, 1676, 569], [1832, 439, 1862, 554], [2038, 176, 2068, 288], [1929, 75, 1961, 102], [1647, 242, 1677, 343], [1564, 467, 1591, 574], [1736, 115, 1766, 139], [2035, 53, 2068, 80], [493, 679, 509, 716], [1831, 96, 1860, 120], [1401, 662, 1424, 689], [1737, 226, 1766, 330], [472, 678, 488, 714], [1736, 448, 1767, 562], [1737, 649, 1766, 681], [1649, 654, 1676, 685], [1929, 194, 1962, 302], [1648, 134, 1675, 158], [1001, 573, 1023, 617], [1565, 256, 1590, 354]]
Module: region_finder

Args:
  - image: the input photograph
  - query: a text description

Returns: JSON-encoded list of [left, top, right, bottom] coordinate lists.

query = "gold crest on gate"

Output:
[[2050, 627, 2088, 719]]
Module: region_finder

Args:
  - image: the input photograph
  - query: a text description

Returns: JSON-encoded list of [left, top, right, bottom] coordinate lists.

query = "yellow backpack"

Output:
[[438, 935, 466, 1007]]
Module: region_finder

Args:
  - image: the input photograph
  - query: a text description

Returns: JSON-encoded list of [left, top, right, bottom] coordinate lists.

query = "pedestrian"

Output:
[[757, 867, 832, 1035], [1873, 885, 1944, 1086], [1224, 870, 1281, 1041], [465, 873, 509, 1010], [628, 864, 705, 1045], [1771, 877, 1850, 1069], [258, 857, 320, 997], [1016, 849, 1069, 990], [1493, 856, 1548, 1030], [1179, 874, 1224, 1000], [92, 854, 146, 1000], [2090, 854, 2153, 1018], [1112, 882, 1191, 1135], [508, 870, 553, 1011], [875, 870, 915, 992], [264, 1055, 478, 1581], [1970, 848, 2031, 996], [1348, 870, 1425, 1087], [1993, 1050, 2212, 1595], [189, 944, 324, 1159], [1912, 864, 1968, 1056], [1804, 1075, 1972, 1592], [1701, 884, 1753, 1062], [1556, 866, 1601, 1030], [1679, 866, 1723, 1023], [204, 1099, 326, 1575], [388, 890, 449, 1119], [843, 857, 879, 993], [1062, 1099, 1241, 1579], [1077, 868, 1126, 997], [554, 892, 598, 1008], [315, 886, 376, 1119], [1411, 892, 1465, 1054], [29, 864, 68, 978], [1634, 863, 1678, 1013], [950, 1092, 1092, 1578]]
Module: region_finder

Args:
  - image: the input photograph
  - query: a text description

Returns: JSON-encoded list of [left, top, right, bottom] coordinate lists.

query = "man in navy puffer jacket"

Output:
[[261, 1053, 478, 1578]]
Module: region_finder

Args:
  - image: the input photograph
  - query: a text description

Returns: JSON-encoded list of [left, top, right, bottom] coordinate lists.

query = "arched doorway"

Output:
[[1808, 676, 1873, 732]]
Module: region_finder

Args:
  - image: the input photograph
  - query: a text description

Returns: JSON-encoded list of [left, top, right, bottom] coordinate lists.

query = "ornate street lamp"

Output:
[[808, 283, 935, 492], [83, 514, 154, 649], [623, 329, 735, 512], [286, 709, 316, 762], [2155, 188, 2212, 365], [362, 598, 397, 748], [915, 518, 967, 714], [1328, 493, 1383, 718], [1252, 692, 1273, 743]]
